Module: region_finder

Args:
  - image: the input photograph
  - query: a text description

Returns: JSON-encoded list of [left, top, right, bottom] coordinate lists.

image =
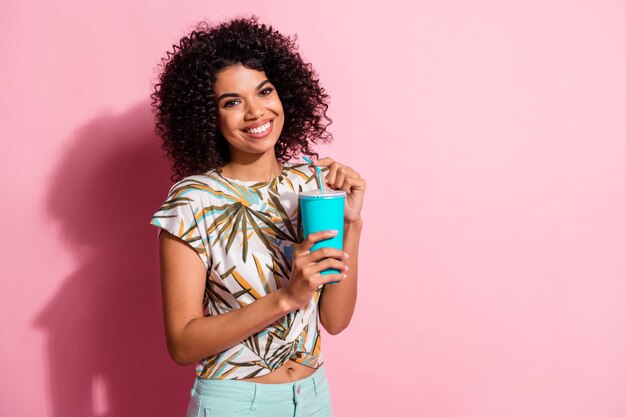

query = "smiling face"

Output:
[[213, 63, 285, 162]]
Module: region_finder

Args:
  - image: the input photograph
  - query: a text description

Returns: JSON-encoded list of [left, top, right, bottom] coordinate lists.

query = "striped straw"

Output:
[[302, 156, 325, 192]]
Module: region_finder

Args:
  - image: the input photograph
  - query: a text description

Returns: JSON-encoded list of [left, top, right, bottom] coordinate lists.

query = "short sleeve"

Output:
[[149, 188, 211, 270]]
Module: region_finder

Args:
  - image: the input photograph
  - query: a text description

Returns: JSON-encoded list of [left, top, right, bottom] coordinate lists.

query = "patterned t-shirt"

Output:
[[149, 161, 329, 380]]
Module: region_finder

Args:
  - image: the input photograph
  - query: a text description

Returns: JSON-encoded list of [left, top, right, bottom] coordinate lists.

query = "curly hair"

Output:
[[151, 16, 333, 181]]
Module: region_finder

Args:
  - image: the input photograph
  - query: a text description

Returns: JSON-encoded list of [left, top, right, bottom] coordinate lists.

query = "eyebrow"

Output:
[[216, 80, 272, 102]]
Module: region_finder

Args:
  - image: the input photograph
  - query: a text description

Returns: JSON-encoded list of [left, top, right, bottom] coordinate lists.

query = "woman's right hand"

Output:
[[282, 230, 349, 310]]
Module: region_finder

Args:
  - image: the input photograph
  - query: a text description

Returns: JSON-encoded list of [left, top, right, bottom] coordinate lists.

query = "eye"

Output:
[[259, 87, 274, 96], [223, 99, 239, 108]]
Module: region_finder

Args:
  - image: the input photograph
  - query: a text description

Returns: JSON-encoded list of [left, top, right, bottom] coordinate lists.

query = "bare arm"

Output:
[[159, 229, 346, 365], [159, 231, 294, 364], [309, 157, 366, 335], [318, 219, 363, 334]]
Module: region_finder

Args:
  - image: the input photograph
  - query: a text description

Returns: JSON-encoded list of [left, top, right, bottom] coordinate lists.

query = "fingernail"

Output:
[[329, 230, 338, 235], [344, 265, 349, 271], [343, 273, 348, 278], [303, 250, 310, 255], [343, 253, 350, 259]]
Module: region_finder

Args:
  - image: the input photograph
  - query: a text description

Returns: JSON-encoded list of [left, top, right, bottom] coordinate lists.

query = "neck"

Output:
[[221, 152, 283, 182]]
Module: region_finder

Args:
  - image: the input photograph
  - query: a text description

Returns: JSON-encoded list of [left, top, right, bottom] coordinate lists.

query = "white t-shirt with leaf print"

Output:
[[150, 161, 330, 380]]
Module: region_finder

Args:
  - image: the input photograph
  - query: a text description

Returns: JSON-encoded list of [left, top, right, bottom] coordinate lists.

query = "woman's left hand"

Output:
[[311, 157, 366, 224]]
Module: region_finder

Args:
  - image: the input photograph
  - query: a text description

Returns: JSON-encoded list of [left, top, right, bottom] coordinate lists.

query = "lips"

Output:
[[243, 118, 273, 131], [242, 118, 274, 138]]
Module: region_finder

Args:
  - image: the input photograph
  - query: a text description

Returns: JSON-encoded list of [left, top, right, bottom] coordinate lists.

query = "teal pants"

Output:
[[185, 366, 333, 417]]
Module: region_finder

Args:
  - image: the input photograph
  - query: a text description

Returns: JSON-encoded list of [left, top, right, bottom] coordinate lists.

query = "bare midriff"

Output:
[[238, 359, 317, 384]]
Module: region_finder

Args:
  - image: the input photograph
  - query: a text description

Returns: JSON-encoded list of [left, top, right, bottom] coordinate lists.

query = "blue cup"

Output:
[[299, 189, 346, 284]]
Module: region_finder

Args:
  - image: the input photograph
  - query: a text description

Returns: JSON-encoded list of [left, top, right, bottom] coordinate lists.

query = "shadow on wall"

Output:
[[34, 102, 191, 417]]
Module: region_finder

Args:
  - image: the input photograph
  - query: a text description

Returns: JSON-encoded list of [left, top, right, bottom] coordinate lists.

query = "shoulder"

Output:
[[162, 174, 216, 205]]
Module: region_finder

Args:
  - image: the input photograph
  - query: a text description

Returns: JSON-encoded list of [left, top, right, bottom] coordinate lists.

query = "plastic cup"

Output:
[[299, 189, 346, 284]]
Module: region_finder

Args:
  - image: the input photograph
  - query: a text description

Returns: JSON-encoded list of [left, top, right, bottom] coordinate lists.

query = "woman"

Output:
[[149, 16, 365, 417]]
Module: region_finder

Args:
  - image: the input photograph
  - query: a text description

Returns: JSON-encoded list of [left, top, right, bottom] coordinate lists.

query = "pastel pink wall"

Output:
[[2, 1, 625, 416]]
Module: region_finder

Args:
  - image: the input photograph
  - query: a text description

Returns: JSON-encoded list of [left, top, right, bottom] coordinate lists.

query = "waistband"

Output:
[[191, 366, 326, 404]]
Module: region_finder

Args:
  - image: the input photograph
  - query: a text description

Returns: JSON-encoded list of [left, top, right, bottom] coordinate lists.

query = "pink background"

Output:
[[2, 1, 625, 416]]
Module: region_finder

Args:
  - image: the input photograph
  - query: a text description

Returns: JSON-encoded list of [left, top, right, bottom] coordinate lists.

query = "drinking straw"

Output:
[[302, 156, 325, 192]]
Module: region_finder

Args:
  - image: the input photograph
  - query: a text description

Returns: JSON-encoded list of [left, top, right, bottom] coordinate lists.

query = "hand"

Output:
[[282, 230, 350, 310], [310, 157, 366, 223]]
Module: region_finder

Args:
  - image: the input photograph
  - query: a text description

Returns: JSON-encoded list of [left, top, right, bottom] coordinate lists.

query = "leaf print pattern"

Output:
[[149, 162, 330, 380]]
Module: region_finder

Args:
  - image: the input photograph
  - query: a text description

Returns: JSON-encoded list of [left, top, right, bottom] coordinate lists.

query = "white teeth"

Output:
[[245, 120, 271, 134]]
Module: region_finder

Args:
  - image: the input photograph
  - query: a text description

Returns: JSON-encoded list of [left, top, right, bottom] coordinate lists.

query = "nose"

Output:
[[245, 97, 264, 120]]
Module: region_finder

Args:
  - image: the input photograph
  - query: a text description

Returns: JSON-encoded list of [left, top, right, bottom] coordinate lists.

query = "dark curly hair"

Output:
[[151, 16, 333, 181]]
